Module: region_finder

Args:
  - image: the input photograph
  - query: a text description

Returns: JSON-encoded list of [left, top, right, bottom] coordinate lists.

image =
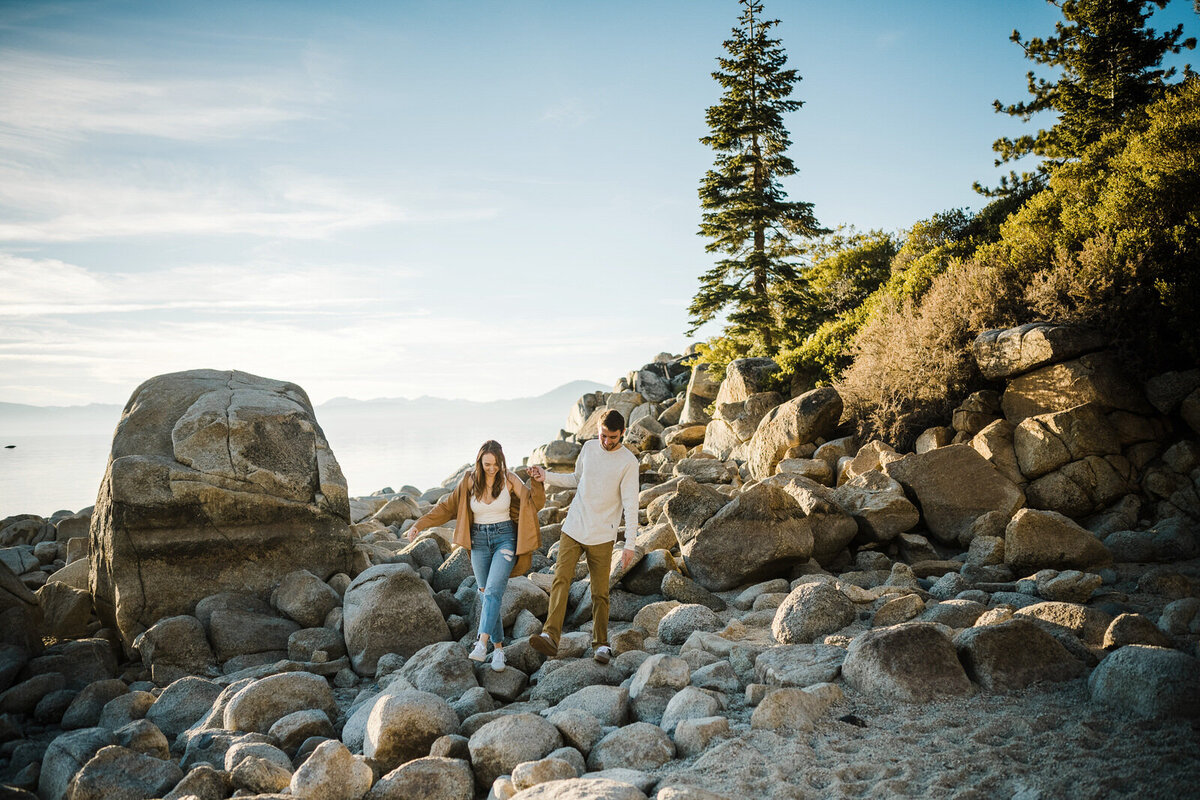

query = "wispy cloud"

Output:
[[0, 164, 498, 242], [540, 99, 593, 128], [0, 253, 415, 316], [0, 50, 312, 156]]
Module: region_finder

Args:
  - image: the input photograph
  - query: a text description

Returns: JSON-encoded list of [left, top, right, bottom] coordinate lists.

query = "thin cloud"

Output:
[[0, 253, 416, 316], [0, 50, 312, 156], [540, 99, 593, 128], [0, 165, 496, 242]]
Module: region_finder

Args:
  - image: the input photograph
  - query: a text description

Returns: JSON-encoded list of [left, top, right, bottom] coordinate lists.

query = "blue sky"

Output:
[[2, 0, 1196, 407]]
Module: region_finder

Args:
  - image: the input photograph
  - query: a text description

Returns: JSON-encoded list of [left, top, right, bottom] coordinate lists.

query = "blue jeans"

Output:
[[470, 520, 516, 644]]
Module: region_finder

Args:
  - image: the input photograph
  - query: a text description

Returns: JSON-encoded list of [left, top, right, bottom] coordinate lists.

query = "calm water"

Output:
[[0, 399, 571, 518]]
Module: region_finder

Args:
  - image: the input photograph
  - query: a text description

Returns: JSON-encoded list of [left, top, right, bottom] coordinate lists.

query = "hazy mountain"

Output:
[[0, 381, 608, 512]]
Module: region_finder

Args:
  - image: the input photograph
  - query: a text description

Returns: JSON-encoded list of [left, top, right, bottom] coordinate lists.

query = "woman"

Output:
[[408, 440, 544, 672]]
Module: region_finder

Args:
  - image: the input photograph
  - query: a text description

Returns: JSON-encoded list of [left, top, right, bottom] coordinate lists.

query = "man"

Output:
[[527, 409, 639, 664]]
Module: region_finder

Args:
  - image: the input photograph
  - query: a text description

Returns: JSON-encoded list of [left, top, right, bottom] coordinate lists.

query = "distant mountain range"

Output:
[[0, 379, 607, 435], [0, 380, 610, 501]]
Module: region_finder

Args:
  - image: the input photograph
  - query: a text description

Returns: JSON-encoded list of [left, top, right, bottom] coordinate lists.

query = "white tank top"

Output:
[[470, 483, 511, 524]]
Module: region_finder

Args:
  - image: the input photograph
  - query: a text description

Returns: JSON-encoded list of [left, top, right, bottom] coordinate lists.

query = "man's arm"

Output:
[[542, 443, 585, 490], [619, 459, 639, 551]]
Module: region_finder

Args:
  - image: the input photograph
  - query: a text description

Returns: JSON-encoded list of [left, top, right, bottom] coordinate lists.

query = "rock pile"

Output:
[[0, 334, 1197, 799]]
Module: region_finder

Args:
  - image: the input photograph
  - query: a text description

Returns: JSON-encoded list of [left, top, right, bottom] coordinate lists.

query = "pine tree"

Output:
[[977, 0, 1195, 196], [689, 0, 826, 351]]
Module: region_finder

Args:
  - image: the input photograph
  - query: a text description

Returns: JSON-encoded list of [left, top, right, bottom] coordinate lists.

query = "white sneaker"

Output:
[[593, 645, 612, 665], [468, 639, 487, 662], [491, 647, 506, 672]]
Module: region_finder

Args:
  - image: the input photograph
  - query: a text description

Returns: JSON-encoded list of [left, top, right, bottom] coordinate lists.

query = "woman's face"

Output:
[[480, 452, 499, 478]]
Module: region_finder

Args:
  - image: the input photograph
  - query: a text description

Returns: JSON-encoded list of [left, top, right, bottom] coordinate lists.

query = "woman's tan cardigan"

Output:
[[413, 470, 545, 576]]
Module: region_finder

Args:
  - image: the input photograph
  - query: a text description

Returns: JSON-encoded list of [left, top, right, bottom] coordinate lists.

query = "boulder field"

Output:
[[0, 326, 1198, 799]]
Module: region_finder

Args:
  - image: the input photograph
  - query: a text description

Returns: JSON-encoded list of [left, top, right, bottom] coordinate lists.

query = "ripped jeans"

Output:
[[470, 520, 517, 644]]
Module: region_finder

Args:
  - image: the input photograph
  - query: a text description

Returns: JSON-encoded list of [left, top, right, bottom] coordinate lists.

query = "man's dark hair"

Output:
[[601, 409, 626, 432]]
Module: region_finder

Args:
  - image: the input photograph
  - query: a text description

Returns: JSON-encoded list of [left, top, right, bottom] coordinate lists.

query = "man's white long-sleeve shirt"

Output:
[[544, 439, 639, 550]]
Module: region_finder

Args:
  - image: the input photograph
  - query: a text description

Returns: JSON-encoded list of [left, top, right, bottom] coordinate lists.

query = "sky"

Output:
[[1, 0, 1196, 408]]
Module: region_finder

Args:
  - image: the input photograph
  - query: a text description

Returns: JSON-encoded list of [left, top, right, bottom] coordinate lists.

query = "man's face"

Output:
[[598, 424, 623, 451]]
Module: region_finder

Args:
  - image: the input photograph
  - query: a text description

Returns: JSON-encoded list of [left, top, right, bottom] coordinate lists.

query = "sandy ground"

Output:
[[652, 678, 1200, 800]]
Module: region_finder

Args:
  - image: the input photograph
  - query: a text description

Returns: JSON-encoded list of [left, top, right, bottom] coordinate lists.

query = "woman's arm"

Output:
[[409, 478, 463, 539]]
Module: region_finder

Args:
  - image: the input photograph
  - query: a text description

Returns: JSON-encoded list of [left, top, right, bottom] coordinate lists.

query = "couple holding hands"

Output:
[[407, 409, 639, 672]]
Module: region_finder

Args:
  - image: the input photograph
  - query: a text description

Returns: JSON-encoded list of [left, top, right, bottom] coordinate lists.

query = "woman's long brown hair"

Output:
[[471, 440, 507, 501]]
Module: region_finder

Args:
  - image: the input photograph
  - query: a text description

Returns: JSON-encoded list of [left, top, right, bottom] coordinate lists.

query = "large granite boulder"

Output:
[[1004, 509, 1112, 572], [665, 481, 813, 592], [89, 370, 354, 646], [1000, 351, 1153, 422], [1089, 645, 1200, 718], [883, 445, 1025, 546], [343, 563, 452, 675], [745, 387, 843, 480], [757, 475, 858, 565], [680, 364, 720, 426], [703, 392, 782, 461], [973, 323, 1106, 381], [832, 471, 920, 543], [841, 622, 973, 702], [1012, 404, 1121, 480]]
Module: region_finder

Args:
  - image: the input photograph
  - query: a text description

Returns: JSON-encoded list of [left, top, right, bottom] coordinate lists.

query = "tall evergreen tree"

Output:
[[977, 0, 1195, 196], [689, 0, 826, 350]]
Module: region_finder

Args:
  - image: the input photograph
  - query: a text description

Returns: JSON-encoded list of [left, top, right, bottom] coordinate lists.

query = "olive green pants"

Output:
[[541, 532, 613, 650]]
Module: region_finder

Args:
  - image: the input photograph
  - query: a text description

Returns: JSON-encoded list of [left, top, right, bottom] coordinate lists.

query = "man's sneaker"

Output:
[[491, 647, 506, 672], [529, 632, 557, 657], [593, 645, 612, 665], [468, 639, 487, 662]]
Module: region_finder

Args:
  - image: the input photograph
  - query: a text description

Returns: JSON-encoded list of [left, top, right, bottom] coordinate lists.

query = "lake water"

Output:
[[0, 390, 588, 518]]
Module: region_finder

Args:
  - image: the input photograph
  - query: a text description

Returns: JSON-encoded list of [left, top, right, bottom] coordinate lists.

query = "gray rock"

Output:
[[223, 671, 337, 734], [755, 474, 858, 566], [269, 708, 335, 756], [883, 445, 1025, 546], [366, 755, 473, 800], [529, 659, 626, 705], [89, 370, 354, 647], [512, 756, 579, 792], [1013, 404, 1120, 479], [146, 676, 222, 739], [399, 641, 479, 701], [955, 618, 1086, 690], [1104, 518, 1200, 563], [672, 481, 815, 591], [67, 744, 184, 800], [97, 690, 155, 731], [343, 562, 452, 675], [133, 615, 217, 683], [586, 722, 674, 771], [919, 599, 987, 629], [230, 753, 292, 794], [548, 707, 605, 756], [272, 570, 342, 629], [37, 727, 114, 800], [113, 718, 169, 759], [832, 471, 920, 543], [0, 672, 65, 715], [1089, 645, 1200, 718], [1004, 509, 1112, 572], [208, 607, 300, 664], [771, 582, 856, 644], [973, 323, 1107, 381], [289, 739, 373, 800], [753, 644, 845, 687], [673, 715, 731, 759], [60, 679, 129, 730], [1013, 601, 1113, 646], [289, 626, 346, 662], [745, 387, 843, 480], [35, 581, 92, 641], [999, 351, 1152, 422], [555, 685, 630, 727], [364, 689, 460, 773], [468, 712, 563, 787], [658, 604, 722, 646], [750, 684, 842, 732], [841, 622, 973, 702], [659, 686, 722, 733]]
